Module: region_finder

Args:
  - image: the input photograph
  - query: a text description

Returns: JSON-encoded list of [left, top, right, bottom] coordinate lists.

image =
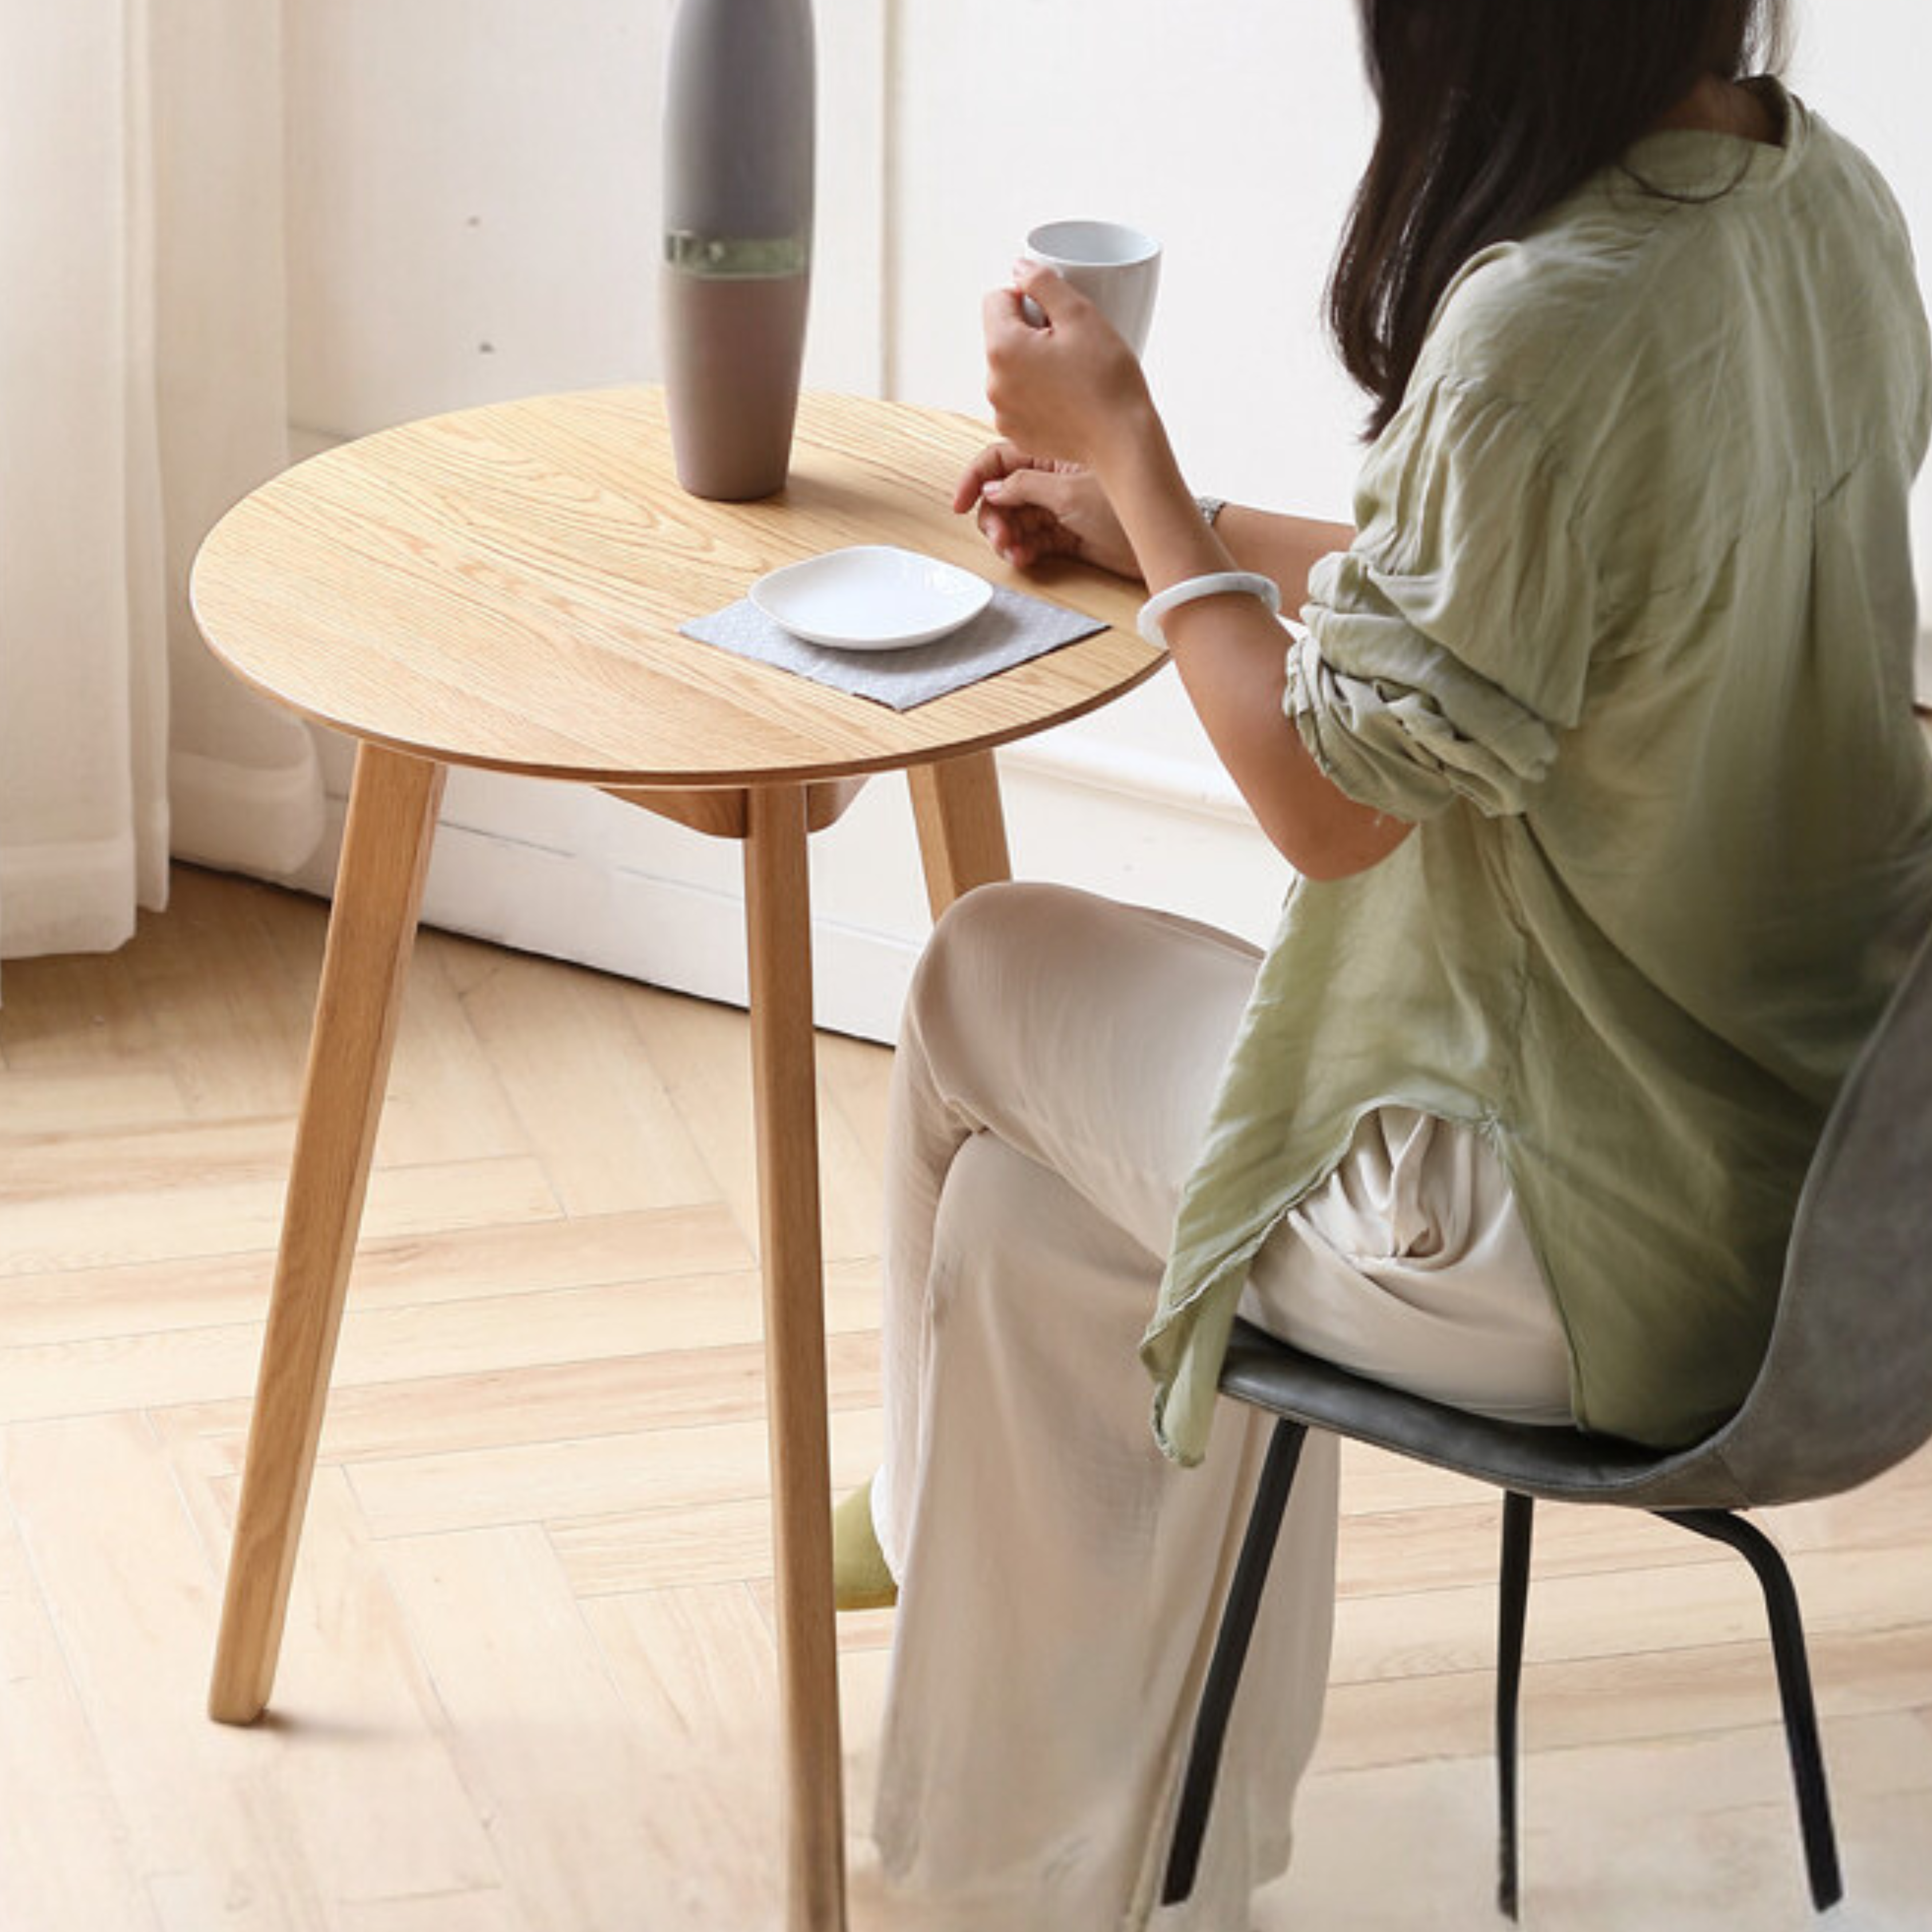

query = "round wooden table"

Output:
[[190, 386, 1163, 1932]]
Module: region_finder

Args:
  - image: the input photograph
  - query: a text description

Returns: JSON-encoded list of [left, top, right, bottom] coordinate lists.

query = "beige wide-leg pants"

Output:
[[870, 883, 1573, 1932]]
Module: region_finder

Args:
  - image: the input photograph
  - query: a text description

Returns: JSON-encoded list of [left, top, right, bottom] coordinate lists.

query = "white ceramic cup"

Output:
[[1020, 219, 1162, 357]]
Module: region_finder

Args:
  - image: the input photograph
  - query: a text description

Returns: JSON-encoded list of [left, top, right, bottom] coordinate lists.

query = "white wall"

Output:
[[281, 1, 1932, 1038], [286, 0, 889, 422], [882, 3, 1376, 788], [1782, 7, 1932, 658]]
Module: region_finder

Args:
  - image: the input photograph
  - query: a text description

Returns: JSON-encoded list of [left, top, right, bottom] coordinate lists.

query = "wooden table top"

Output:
[[189, 388, 1165, 787]]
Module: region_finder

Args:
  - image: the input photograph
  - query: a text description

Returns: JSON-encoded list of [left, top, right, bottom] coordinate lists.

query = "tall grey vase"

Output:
[[661, 0, 815, 501]]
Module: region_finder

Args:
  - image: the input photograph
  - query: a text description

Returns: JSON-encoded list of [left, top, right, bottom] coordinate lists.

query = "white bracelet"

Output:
[[1137, 571, 1282, 650]]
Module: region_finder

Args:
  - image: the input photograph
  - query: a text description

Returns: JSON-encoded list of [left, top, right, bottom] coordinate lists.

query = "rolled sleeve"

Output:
[[1288, 371, 1601, 821], [1289, 556, 1561, 820]]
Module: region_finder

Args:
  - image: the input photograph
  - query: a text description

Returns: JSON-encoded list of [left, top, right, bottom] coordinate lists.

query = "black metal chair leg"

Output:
[[1662, 1508, 1844, 1913], [1161, 1419, 1309, 1906], [1495, 1491, 1535, 1921]]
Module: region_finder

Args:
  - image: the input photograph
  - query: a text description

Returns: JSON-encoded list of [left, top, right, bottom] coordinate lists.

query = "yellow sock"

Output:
[[832, 1475, 898, 1612]]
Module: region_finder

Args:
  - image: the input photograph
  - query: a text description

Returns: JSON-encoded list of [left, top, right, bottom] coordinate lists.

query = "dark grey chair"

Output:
[[1163, 918, 1932, 1919]]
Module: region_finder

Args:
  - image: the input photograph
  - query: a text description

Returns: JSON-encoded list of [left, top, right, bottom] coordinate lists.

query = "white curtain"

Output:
[[0, 0, 323, 969]]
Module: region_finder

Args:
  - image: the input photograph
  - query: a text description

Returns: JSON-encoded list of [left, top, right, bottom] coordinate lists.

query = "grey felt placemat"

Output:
[[681, 583, 1109, 712]]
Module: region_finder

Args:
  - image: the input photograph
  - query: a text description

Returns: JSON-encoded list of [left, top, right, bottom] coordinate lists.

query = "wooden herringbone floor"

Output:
[[2, 864, 1929, 1931]]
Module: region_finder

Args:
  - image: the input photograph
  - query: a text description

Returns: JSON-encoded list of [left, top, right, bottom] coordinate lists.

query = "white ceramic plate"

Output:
[[750, 546, 993, 651]]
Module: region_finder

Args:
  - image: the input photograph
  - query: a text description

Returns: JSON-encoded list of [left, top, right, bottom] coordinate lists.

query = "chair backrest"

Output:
[[1692, 915, 1932, 1507]]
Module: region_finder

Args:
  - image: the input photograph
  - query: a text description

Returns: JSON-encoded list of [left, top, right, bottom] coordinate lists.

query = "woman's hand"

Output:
[[951, 443, 1141, 580], [981, 263, 1159, 479]]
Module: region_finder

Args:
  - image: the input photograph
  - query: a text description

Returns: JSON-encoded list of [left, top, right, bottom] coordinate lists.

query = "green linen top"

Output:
[[1143, 85, 1932, 1466]]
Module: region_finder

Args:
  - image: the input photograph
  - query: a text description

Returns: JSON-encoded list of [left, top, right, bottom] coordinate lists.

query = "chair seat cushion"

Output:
[[1219, 1320, 1705, 1504]]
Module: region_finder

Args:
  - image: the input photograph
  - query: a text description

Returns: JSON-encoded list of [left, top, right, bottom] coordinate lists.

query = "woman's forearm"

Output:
[[1095, 416, 1410, 881], [1209, 504, 1357, 612], [1159, 597, 1413, 880], [978, 263, 1405, 876]]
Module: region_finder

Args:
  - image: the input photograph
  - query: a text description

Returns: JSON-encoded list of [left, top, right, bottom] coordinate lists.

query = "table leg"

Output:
[[743, 784, 848, 1932], [208, 743, 446, 1725], [906, 748, 1013, 918]]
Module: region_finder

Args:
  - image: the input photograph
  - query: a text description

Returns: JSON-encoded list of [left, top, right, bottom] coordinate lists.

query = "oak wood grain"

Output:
[[9, 871, 1932, 1931], [743, 785, 848, 1931], [190, 389, 1162, 788], [207, 746, 446, 1724], [605, 776, 870, 840], [906, 749, 1013, 916]]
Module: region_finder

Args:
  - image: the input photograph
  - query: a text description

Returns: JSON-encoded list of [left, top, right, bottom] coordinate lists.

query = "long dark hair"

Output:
[[1330, 0, 1789, 438]]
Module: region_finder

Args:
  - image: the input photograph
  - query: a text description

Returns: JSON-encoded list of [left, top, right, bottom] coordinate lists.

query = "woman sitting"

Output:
[[841, 3, 1932, 1925]]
